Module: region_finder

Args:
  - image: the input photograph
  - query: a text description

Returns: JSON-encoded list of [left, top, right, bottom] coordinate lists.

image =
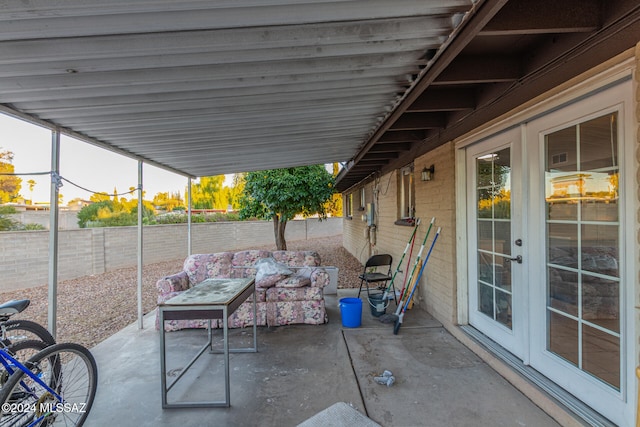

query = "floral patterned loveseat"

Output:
[[156, 250, 330, 331]]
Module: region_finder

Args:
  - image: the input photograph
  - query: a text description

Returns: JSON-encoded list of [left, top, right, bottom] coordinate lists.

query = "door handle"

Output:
[[507, 255, 522, 264]]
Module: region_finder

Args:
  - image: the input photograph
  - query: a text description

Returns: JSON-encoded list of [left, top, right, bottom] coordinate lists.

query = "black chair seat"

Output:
[[357, 254, 396, 304], [358, 272, 392, 282]]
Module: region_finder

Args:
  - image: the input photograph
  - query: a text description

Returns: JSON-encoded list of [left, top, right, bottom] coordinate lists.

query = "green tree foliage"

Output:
[[76, 198, 155, 228], [0, 205, 18, 230], [239, 165, 335, 250], [0, 149, 22, 203], [227, 174, 245, 210], [152, 191, 183, 212], [190, 176, 226, 209], [77, 200, 113, 228], [324, 163, 343, 217]]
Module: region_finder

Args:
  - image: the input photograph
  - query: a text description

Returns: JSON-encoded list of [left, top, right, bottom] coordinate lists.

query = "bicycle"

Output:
[[0, 300, 56, 347], [0, 300, 57, 393], [0, 342, 97, 426]]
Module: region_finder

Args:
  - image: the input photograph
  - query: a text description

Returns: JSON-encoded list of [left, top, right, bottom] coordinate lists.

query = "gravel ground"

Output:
[[0, 235, 363, 348]]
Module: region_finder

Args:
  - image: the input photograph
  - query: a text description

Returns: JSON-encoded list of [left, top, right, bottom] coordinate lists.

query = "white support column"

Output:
[[187, 177, 192, 256], [47, 129, 61, 338], [137, 161, 144, 329]]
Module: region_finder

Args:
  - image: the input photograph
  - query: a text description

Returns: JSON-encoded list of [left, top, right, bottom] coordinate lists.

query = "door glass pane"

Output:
[[582, 274, 619, 333], [494, 221, 511, 256], [545, 112, 620, 390], [496, 289, 512, 328], [548, 311, 579, 366], [476, 148, 512, 329], [581, 224, 619, 277], [548, 267, 578, 316], [479, 283, 494, 318], [582, 324, 620, 389], [494, 255, 511, 292]]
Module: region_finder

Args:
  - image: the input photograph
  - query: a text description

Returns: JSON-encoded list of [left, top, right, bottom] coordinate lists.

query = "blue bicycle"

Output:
[[0, 341, 97, 426]]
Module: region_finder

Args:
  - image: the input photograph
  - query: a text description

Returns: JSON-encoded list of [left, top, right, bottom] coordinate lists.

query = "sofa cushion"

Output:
[[255, 257, 293, 288], [272, 250, 321, 267], [232, 250, 272, 277], [183, 252, 234, 285], [274, 274, 312, 288]]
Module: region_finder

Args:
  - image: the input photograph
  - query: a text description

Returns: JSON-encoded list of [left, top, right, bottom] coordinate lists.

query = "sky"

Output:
[[0, 113, 202, 204]]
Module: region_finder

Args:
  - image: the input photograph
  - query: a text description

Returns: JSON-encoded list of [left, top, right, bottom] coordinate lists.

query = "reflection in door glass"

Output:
[[476, 148, 512, 329], [545, 112, 620, 390]]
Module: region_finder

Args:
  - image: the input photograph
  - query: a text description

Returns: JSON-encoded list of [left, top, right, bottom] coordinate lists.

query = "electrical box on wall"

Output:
[[366, 203, 374, 226]]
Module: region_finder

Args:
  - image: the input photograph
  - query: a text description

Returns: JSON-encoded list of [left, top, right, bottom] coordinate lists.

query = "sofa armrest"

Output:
[[156, 271, 190, 295], [310, 267, 330, 288]]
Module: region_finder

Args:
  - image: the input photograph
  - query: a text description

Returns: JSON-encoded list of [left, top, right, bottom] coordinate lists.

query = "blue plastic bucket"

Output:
[[339, 297, 362, 328]]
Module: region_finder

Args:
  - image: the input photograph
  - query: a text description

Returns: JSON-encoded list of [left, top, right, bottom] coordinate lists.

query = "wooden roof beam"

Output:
[[433, 55, 521, 84], [389, 112, 446, 130], [407, 87, 476, 112], [481, 0, 600, 36]]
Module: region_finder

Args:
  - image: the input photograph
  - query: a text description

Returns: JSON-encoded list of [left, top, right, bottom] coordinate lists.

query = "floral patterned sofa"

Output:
[[156, 250, 330, 331]]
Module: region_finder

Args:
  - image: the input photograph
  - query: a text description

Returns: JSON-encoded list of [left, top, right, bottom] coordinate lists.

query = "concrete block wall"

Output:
[[0, 217, 342, 291], [9, 211, 80, 230]]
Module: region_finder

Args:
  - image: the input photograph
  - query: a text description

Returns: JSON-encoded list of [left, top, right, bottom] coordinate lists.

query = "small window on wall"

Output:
[[345, 193, 354, 218], [398, 165, 415, 220], [359, 187, 366, 210]]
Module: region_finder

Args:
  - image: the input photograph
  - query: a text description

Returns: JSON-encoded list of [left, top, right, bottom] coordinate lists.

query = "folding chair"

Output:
[[357, 254, 395, 304]]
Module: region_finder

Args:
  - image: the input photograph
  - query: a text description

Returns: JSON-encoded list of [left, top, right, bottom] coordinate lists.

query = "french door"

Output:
[[466, 81, 633, 425], [467, 128, 525, 358], [527, 88, 631, 425]]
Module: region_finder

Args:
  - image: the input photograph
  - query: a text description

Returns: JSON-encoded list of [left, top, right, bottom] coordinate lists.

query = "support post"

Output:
[[137, 161, 143, 329], [187, 177, 192, 256], [47, 129, 61, 338]]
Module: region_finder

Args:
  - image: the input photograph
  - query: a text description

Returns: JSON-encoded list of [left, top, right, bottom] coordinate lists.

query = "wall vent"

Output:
[[551, 152, 568, 165]]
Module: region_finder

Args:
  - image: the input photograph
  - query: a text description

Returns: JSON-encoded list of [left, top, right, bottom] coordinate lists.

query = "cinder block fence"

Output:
[[0, 218, 342, 291]]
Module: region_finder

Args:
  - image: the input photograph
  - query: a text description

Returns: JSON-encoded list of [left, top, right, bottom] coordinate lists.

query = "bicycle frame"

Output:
[[0, 347, 63, 426]]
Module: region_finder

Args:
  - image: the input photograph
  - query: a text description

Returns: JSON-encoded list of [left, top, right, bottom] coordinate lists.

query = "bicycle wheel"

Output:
[[0, 343, 97, 427], [0, 340, 49, 389], [2, 320, 56, 347]]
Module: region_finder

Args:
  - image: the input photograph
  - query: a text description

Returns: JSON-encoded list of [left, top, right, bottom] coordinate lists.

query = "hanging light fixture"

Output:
[[421, 165, 435, 181]]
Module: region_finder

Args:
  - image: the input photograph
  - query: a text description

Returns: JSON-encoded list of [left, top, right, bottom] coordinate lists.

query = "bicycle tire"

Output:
[[0, 340, 50, 389], [0, 343, 97, 427], [2, 320, 56, 347]]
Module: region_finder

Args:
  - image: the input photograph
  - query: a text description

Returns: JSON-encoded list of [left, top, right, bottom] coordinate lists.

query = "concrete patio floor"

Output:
[[85, 290, 567, 426]]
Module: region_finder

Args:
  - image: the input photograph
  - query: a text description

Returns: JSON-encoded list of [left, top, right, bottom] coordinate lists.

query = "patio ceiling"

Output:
[[0, 1, 638, 189], [0, 0, 471, 178], [336, 0, 640, 191]]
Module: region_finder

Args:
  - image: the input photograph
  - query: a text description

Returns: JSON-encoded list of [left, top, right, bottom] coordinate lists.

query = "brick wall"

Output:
[[342, 144, 457, 324], [0, 217, 342, 291]]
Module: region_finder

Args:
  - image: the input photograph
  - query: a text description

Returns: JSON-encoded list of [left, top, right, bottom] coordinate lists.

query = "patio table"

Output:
[[158, 277, 257, 408]]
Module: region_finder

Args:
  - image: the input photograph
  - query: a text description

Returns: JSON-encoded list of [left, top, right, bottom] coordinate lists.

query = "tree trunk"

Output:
[[272, 215, 287, 250]]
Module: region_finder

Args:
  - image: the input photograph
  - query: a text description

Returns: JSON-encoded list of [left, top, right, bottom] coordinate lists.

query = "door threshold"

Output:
[[460, 325, 616, 427]]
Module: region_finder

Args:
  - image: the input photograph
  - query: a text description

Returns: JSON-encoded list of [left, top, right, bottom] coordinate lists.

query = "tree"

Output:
[[0, 149, 22, 203], [324, 163, 343, 217], [190, 175, 226, 209], [239, 165, 335, 250], [27, 179, 36, 203], [152, 191, 183, 212]]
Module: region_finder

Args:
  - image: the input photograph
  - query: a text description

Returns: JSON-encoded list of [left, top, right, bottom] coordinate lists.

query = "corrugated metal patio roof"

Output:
[[0, 0, 472, 178]]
